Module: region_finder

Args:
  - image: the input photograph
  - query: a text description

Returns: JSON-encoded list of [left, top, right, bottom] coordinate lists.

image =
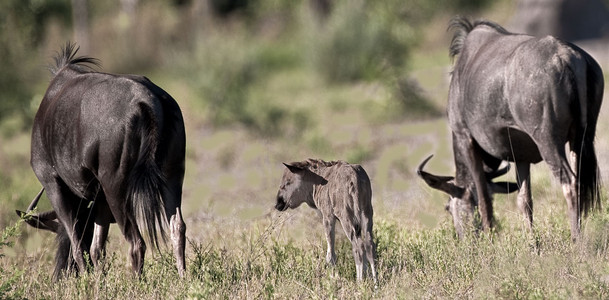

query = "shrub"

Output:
[[311, 1, 413, 83], [0, 216, 26, 299]]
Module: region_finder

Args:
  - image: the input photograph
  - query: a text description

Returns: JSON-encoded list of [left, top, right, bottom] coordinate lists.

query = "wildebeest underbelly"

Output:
[[474, 127, 542, 163]]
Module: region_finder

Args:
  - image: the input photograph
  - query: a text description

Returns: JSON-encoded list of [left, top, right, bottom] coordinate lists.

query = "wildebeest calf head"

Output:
[[275, 162, 328, 211]]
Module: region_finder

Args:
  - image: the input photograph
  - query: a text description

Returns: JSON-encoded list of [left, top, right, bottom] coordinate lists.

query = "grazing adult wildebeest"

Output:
[[275, 159, 377, 285], [417, 16, 603, 240], [17, 42, 187, 279]]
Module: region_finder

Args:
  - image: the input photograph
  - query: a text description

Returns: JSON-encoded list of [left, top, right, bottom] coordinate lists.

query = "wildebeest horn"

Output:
[[417, 155, 464, 197], [16, 188, 60, 233], [15, 187, 45, 219], [486, 162, 510, 179], [483, 163, 519, 194], [16, 209, 60, 233], [27, 187, 45, 212]]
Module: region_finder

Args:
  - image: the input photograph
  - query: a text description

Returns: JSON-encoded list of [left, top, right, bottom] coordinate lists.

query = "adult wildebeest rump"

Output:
[[17, 43, 187, 279], [275, 159, 377, 285], [417, 17, 603, 240]]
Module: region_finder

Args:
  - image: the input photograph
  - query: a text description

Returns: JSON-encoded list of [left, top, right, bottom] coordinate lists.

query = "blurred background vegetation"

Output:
[[0, 0, 495, 137], [5, 0, 609, 298], [0, 0, 498, 227], [0, 0, 523, 242]]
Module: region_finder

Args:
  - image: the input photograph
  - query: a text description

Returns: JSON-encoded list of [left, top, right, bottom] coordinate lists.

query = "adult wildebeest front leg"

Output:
[[515, 162, 533, 230], [43, 177, 94, 275], [91, 222, 109, 268], [455, 134, 494, 231], [91, 201, 113, 268]]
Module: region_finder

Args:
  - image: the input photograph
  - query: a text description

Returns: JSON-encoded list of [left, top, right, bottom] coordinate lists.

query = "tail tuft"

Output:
[[578, 130, 602, 216], [128, 161, 167, 251], [127, 102, 168, 251]]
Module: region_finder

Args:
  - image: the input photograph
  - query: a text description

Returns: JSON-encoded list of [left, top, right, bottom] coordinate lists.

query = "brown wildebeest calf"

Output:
[[275, 159, 377, 285]]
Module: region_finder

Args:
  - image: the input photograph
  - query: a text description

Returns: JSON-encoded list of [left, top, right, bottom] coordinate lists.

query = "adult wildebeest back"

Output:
[[275, 159, 377, 285], [19, 43, 187, 279], [417, 17, 603, 240]]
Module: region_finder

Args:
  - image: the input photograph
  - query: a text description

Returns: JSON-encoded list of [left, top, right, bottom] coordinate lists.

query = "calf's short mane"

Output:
[[304, 158, 347, 170]]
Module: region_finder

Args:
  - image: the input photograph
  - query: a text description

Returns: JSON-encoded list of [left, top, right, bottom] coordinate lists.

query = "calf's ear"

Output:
[[283, 162, 305, 174]]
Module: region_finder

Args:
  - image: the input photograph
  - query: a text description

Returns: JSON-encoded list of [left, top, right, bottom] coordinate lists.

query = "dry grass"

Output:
[[4, 65, 609, 297]]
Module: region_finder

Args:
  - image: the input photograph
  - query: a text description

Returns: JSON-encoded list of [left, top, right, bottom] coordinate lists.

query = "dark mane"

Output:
[[448, 16, 511, 58], [50, 42, 100, 75]]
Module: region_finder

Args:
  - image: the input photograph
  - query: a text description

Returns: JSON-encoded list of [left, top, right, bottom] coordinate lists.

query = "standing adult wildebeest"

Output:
[[417, 17, 603, 240], [275, 159, 377, 285], [18, 43, 187, 279]]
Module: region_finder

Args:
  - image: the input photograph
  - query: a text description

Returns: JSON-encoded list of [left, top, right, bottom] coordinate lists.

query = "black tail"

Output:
[[127, 102, 168, 251], [576, 55, 604, 216], [578, 126, 601, 215]]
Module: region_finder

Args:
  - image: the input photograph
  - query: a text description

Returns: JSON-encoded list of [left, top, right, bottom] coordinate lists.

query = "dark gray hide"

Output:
[[21, 43, 187, 279], [418, 17, 603, 240], [275, 159, 377, 285]]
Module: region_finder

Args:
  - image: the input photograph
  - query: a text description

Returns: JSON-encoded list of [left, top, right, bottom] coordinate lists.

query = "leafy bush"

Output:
[[310, 1, 414, 83], [0, 0, 69, 127], [178, 30, 315, 137], [0, 217, 26, 299]]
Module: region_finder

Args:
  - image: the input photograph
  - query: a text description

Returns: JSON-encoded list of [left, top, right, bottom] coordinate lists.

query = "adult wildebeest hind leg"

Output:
[[160, 144, 187, 276]]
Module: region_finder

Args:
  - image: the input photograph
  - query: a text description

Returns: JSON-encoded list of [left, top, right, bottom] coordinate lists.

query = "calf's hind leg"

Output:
[[362, 216, 378, 285], [322, 215, 337, 265], [339, 219, 365, 281]]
